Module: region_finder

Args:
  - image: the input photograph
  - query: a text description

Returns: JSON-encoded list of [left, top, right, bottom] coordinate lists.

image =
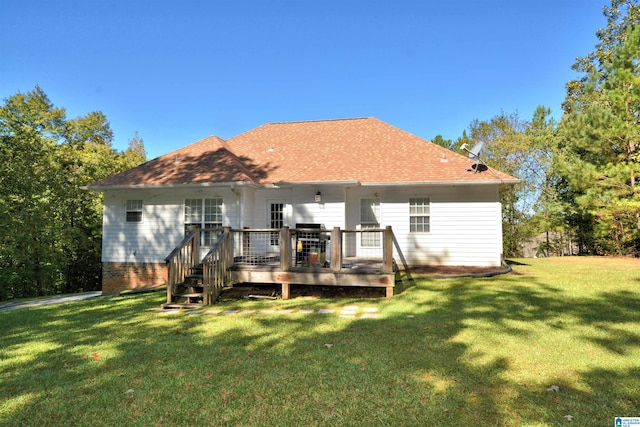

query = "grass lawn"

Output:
[[1, 257, 639, 426]]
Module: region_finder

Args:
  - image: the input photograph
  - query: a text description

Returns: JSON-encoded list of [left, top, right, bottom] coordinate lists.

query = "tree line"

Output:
[[0, 0, 637, 300], [432, 0, 639, 258], [0, 87, 146, 300]]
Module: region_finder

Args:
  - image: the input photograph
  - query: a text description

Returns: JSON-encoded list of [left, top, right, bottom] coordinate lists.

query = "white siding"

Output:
[[240, 187, 256, 228], [290, 186, 345, 229], [247, 186, 346, 229], [101, 187, 241, 263], [101, 183, 504, 267], [345, 184, 503, 267]]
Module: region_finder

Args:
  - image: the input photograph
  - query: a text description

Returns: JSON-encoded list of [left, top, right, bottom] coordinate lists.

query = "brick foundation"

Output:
[[102, 262, 168, 295]]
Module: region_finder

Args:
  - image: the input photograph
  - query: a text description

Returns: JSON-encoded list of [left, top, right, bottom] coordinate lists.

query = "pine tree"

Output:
[[558, 23, 640, 254]]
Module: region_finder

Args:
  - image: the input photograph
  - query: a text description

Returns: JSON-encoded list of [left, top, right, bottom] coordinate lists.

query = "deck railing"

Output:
[[165, 227, 394, 305], [164, 229, 200, 304], [202, 228, 233, 304], [228, 226, 394, 274], [165, 226, 395, 303], [232, 228, 282, 266], [336, 227, 394, 273]]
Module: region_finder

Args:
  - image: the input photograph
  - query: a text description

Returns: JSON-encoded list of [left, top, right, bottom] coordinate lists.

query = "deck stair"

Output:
[[162, 265, 205, 309]]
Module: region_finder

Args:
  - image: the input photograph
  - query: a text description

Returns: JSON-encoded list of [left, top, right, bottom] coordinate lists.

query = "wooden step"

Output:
[[161, 302, 204, 310], [173, 282, 204, 289], [174, 293, 203, 298]]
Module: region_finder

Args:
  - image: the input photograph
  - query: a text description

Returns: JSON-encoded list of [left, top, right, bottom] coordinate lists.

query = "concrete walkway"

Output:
[[0, 291, 104, 312]]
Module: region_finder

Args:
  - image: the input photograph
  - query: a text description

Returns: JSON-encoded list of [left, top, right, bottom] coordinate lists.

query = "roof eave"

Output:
[[359, 179, 521, 186], [272, 180, 361, 187], [83, 181, 261, 191]]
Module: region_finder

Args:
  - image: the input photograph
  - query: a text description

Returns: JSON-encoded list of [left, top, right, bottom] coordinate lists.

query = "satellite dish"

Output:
[[460, 141, 488, 173]]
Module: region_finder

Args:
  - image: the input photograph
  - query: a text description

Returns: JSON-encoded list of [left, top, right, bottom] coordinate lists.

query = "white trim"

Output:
[[86, 178, 520, 192], [273, 180, 361, 187], [409, 197, 431, 233], [360, 179, 520, 186], [125, 199, 144, 223], [85, 181, 260, 191]]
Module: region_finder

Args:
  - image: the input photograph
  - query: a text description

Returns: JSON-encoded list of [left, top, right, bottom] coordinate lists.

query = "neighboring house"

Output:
[[521, 231, 578, 258], [88, 117, 518, 294]]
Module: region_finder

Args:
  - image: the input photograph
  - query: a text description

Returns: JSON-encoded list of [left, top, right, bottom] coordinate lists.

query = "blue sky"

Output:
[[1, 1, 604, 159]]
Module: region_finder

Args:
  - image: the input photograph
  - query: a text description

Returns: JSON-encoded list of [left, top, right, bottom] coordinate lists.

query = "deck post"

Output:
[[226, 229, 234, 293], [383, 226, 393, 274], [223, 226, 232, 264], [282, 282, 290, 300], [331, 227, 342, 272], [280, 226, 291, 271], [193, 227, 201, 265]]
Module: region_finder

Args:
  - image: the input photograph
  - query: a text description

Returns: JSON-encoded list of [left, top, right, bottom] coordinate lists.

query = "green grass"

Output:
[[1, 257, 639, 426]]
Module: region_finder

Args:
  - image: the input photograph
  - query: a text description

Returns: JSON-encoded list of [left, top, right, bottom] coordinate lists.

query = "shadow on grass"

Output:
[[505, 259, 531, 266], [1, 271, 639, 426]]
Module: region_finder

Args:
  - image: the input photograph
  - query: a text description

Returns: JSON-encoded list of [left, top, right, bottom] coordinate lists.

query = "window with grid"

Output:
[[125, 200, 143, 222], [409, 197, 430, 233], [360, 198, 381, 247], [269, 202, 284, 245], [184, 198, 223, 246]]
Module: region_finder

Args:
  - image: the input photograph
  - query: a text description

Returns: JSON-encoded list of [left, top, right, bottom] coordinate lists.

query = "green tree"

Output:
[[558, 23, 640, 255], [0, 87, 146, 300], [123, 130, 147, 169], [431, 134, 454, 150], [564, 0, 640, 113], [454, 130, 471, 152], [0, 87, 67, 298], [525, 107, 575, 257], [55, 111, 118, 293]]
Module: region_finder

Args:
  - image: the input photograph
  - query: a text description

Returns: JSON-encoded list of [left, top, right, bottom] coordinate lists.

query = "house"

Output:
[[88, 117, 518, 297], [521, 231, 578, 258]]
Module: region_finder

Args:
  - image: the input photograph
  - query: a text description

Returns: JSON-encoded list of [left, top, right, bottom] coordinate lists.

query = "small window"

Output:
[[409, 197, 430, 233], [126, 200, 143, 222]]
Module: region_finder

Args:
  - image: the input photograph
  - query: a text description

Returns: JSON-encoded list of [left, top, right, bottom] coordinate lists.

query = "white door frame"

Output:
[[267, 199, 286, 253]]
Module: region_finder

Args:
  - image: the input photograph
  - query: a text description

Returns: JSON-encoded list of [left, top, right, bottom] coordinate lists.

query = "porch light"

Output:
[[315, 191, 322, 203]]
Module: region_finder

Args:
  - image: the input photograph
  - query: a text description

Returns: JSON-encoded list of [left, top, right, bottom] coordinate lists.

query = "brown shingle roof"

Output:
[[90, 135, 264, 187], [90, 118, 518, 188]]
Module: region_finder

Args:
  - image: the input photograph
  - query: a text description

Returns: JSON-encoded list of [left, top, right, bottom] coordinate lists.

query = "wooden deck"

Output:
[[230, 258, 395, 299], [163, 226, 396, 307]]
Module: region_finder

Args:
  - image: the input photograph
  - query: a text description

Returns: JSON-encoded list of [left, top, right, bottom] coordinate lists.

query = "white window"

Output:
[[184, 198, 223, 246], [360, 198, 381, 247], [125, 200, 143, 223], [409, 197, 430, 233]]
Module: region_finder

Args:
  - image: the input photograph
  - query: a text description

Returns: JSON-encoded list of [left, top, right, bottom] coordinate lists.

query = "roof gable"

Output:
[[90, 118, 518, 189], [90, 135, 266, 187]]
